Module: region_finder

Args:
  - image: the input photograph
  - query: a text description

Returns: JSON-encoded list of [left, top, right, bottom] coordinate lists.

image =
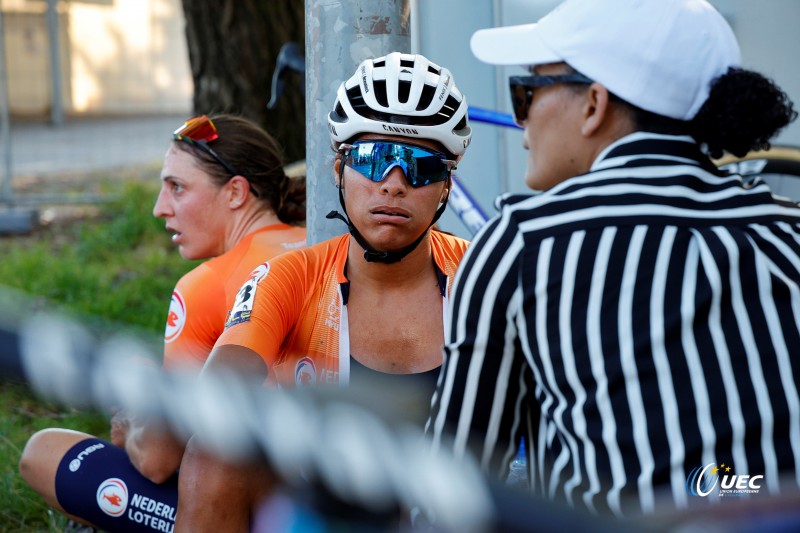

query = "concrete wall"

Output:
[[3, 0, 192, 117], [67, 0, 192, 114], [4, 10, 70, 115], [414, 0, 800, 236]]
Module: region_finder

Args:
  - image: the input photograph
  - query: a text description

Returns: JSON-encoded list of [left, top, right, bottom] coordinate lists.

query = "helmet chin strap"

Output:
[[326, 178, 450, 264]]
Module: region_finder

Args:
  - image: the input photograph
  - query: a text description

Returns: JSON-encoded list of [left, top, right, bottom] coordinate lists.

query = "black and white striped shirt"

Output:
[[427, 132, 800, 517]]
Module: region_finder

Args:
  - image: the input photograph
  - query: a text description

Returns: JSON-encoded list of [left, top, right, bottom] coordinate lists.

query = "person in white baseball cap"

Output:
[[471, 0, 741, 122], [427, 0, 800, 519]]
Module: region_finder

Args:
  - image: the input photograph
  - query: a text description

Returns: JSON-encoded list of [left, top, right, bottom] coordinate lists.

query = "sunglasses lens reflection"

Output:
[[345, 142, 452, 188], [174, 115, 219, 143]]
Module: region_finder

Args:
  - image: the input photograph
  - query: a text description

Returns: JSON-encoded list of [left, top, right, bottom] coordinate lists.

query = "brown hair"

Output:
[[173, 113, 305, 224]]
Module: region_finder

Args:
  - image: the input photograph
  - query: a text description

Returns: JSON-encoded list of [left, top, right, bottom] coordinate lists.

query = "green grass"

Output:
[[0, 178, 199, 531], [0, 382, 109, 532], [0, 182, 193, 332]]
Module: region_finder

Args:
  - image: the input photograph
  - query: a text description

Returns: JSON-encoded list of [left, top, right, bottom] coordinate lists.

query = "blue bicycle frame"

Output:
[[447, 106, 521, 235]]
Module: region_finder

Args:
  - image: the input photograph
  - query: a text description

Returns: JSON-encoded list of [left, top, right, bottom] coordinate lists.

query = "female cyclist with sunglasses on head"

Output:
[[171, 52, 473, 532], [158, 113, 307, 371], [19, 114, 306, 533]]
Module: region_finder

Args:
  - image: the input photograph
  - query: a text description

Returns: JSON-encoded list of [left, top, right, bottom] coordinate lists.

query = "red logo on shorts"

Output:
[[96, 478, 128, 517]]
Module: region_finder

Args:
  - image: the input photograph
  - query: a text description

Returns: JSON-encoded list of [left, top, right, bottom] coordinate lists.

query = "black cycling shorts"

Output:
[[55, 438, 178, 533]]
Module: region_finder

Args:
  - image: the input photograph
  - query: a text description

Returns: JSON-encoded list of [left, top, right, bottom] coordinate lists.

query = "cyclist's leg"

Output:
[[21, 429, 179, 532], [176, 434, 274, 532], [20, 429, 97, 526]]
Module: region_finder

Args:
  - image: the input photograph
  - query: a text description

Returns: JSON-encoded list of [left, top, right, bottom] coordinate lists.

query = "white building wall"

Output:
[[67, 0, 192, 115], [3, 0, 192, 117]]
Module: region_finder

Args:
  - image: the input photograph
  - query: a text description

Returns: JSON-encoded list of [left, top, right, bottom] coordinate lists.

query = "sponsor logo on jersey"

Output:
[[319, 368, 339, 384], [249, 263, 270, 284], [295, 356, 317, 386], [164, 290, 186, 343], [282, 239, 307, 250], [96, 478, 128, 517], [68, 441, 105, 472], [325, 299, 340, 332], [226, 263, 270, 328]]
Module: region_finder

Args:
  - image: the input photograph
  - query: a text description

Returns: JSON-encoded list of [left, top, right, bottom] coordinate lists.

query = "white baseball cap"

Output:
[[470, 0, 741, 121]]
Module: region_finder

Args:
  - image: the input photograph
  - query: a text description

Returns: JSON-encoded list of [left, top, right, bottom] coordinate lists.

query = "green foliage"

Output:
[[0, 382, 107, 532], [0, 179, 199, 530], [0, 181, 198, 333]]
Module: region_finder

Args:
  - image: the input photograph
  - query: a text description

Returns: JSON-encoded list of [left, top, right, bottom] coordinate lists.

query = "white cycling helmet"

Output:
[[328, 52, 472, 156]]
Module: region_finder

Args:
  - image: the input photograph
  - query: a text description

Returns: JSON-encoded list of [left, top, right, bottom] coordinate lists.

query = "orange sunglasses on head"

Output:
[[173, 115, 260, 197]]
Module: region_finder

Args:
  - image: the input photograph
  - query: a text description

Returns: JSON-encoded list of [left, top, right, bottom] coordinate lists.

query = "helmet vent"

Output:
[[331, 101, 347, 122], [453, 114, 469, 133], [373, 80, 389, 107], [439, 95, 460, 119], [398, 80, 411, 104], [345, 86, 366, 109], [416, 84, 436, 111]]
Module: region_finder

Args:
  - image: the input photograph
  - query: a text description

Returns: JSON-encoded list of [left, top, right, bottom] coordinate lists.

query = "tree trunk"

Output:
[[180, 0, 306, 162]]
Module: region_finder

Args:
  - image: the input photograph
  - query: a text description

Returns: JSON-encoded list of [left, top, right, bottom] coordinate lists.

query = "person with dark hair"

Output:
[[427, 0, 800, 519], [158, 113, 307, 370], [18, 113, 306, 532], [172, 52, 472, 532]]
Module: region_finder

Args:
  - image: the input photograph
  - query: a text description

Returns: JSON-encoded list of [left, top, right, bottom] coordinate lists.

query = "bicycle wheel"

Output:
[[716, 145, 800, 201]]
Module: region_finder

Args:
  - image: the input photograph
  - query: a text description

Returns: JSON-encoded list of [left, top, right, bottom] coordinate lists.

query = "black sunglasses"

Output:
[[509, 73, 594, 124]]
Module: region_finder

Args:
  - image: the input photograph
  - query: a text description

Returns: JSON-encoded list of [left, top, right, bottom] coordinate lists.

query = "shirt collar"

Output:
[[590, 132, 705, 172]]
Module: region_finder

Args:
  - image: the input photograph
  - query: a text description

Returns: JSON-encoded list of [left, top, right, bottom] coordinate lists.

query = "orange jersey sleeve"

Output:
[[164, 263, 227, 369], [216, 232, 469, 387], [162, 224, 306, 370], [217, 235, 349, 383]]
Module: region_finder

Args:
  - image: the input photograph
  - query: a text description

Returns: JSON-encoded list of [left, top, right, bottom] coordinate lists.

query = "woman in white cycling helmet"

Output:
[[173, 52, 474, 532]]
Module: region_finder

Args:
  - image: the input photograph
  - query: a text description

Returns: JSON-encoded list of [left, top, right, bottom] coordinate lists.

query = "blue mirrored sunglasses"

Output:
[[338, 141, 456, 188]]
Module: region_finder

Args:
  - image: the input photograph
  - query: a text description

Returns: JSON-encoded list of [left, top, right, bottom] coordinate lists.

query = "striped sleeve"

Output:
[[427, 208, 533, 478]]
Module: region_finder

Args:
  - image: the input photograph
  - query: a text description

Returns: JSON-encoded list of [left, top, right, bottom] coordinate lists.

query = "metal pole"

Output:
[[46, 0, 63, 127], [491, 0, 510, 196], [0, 5, 13, 203], [0, 2, 37, 233], [409, 0, 420, 54], [305, 0, 411, 245]]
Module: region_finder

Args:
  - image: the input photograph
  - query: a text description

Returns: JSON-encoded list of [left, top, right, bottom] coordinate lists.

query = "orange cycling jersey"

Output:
[[217, 230, 468, 386], [162, 223, 306, 369]]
